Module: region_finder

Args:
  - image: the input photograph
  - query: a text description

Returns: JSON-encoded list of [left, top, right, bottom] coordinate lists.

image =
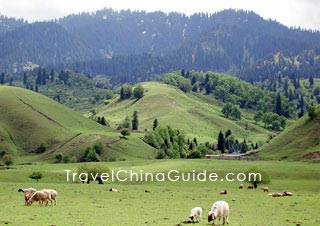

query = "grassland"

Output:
[[98, 82, 270, 144], [0, 159, 319, 226], [259, 105, 320, 162]]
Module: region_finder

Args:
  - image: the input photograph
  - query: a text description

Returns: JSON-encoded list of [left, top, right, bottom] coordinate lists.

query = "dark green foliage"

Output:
[[254, 110, 263, 123], [217, 131, 225, 153], [120, 84, 132, 100], [188, 150, 202, 159], [122, 116, 131, 129], [63, 155, 70, 163], [275, 93, 283, 116], [152, 118, 158, 131], [100, 116, 107, 126], [163, 73, 192, 93], [120, 128, 131, 138], [55, 152, 63, 163], [133, 85, 144, 99], [85, 147, 101, 162], [308, 106, 316, 120], [77, 164, 111, 184], [93, 142, 104, 155], [132, 111, 139, 130], [35, 143, 48, 153], [29, 171, 43, 182], [3, 155, 14, 166]]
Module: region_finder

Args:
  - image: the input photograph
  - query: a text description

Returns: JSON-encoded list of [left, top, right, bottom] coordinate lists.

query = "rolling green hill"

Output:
[[258, 105, 320, 161], [98, 82, 270, 144], [0, 86, 155, 161]]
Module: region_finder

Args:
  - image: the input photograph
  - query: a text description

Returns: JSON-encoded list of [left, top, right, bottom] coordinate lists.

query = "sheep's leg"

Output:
[[223, 217, 225, 225], [226, 216, 229, 225]]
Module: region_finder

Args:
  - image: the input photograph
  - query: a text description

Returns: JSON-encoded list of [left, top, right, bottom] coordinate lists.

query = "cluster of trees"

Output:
[[0, 67, 112, 110], [55, 152, 77, 163], [254, 111, 287, 130], [217, 130, 253, 154], [82, 142, 104, 162], [120, 84, 145, 100], [118, 111, 139, 131], [221, 103, 241, 119]]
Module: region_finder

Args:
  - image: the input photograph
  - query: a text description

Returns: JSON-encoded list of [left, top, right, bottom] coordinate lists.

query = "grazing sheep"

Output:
[[27, 191, 52, 206], [283, 191, 293, 196], [262, 187, 269, 193], [247, 185, 254, 190], [189, 207, 202, 223], [220, 189, 227, 195], [109, 188, 118, 192], [208, 201, 229, 225], [238, 184, 243, 189], [18, 188, 37, 194], [272, 193, 283, 197], [42, 189, 58, 205], [18, 188, 37, 205], [24, 192, 32, 206]]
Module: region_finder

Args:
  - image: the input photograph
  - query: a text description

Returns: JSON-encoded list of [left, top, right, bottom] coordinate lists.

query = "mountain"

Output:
[[258, 105, 320, 161], [0, 86, 154, 161], [1, 9, 320, 84]]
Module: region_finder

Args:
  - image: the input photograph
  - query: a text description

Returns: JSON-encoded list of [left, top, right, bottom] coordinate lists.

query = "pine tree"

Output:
[[100, 116, 107, 126], [50, 69, 55, 83], [132, 110, 138, 130], [0, 72, 4, 84], [23, 72, 27, 85], [217, 131, 225, 153], [152, 118, 158, 131], [275, 93, 283, 116], [309, 76, 314, 88]]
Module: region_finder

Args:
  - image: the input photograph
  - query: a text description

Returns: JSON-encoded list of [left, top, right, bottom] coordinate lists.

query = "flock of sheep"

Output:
[[187, 184, 294, 225], [18, 187, 58, 206]]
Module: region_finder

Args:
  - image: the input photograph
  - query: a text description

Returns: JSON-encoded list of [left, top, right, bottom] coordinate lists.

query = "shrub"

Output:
[[120, 128, 131, 138], [29, 171, 43, 182], [63, 155, 70, 163], [77, 164, 111, 184], [155, 150, 166, 159], [188, 150, 202, 159], [3, 155, 14, 166], [69, 156, 77, 163], [108, 156, 117, 162], [55, 152, 63, 163], [36, 143, 48, 153]]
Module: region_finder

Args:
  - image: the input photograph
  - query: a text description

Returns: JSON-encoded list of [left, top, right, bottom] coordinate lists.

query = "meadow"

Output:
[[0, 159, 319, 226]]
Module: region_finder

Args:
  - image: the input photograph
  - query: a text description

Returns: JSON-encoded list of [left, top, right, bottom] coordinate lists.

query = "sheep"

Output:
[[27, 190, 52, 206], [283, 191, 293, 196], [238, 184, 243, 189], [24, 192, 32, 206], [189, 207, 202, 223], [272, 193, 283, 197], [219, 189, 227, 195], [208, 200, 229, 225], [42, 189, 58, 205], [18, 188, 37, 194], [247, 185, 254, 190], [18, 188, 37, 205], [109, 188, 118, 192], [262, 187, 269, 193]]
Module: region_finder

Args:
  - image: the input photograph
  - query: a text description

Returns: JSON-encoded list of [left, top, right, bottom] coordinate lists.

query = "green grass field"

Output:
[[0, 160, 319, 226], [98, 82, 270, 144]]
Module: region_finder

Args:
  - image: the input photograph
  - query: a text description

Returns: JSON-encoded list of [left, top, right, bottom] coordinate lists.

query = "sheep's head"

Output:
[[208, 211, 215, 222], [190, 215, 194, 221], [25, 193, 32, 201], [26, 200, 33, 206]]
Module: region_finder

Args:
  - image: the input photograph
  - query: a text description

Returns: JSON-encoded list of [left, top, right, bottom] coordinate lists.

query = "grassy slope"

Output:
[[0, 86, 154, 161], [98, 82, 270, 143], [258, 105, 320, 161]]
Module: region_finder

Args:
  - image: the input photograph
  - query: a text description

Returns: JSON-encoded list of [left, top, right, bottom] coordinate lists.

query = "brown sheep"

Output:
[[272, 193, 283, 197], [247, 185, 254, 190], [238, 184, 243, 189], [24, 193, 32, 206], [263, 187, 269, 193], [27, 191, 52, 206], [219, 189, 227, 195]]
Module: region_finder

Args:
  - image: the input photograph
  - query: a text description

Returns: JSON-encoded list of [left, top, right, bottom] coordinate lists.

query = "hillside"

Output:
[[0, 86, 155, 161], [98, 82, 270, 144], [258, 105, 320, 161]]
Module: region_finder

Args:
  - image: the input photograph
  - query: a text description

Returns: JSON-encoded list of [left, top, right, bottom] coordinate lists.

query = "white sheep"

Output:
[[27, 190, 52, 206], [109, 188, 118, 192], [208, 200, 229, 225], [189, 207, 202, 223], [42, 189, 58, 205]]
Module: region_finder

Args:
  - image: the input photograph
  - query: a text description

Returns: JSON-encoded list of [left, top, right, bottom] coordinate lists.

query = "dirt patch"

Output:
[[304, 151, 320, 159]]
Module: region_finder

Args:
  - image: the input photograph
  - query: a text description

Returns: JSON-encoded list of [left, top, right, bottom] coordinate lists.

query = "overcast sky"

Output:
[[0, 0, 319, 30]]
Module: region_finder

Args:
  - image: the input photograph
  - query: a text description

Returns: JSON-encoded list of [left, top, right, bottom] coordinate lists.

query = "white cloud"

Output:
[[0, 0, 319, 30]]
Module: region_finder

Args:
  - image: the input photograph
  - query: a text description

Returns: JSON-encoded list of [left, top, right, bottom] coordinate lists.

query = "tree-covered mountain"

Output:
[[1, 9, 320, 84]]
